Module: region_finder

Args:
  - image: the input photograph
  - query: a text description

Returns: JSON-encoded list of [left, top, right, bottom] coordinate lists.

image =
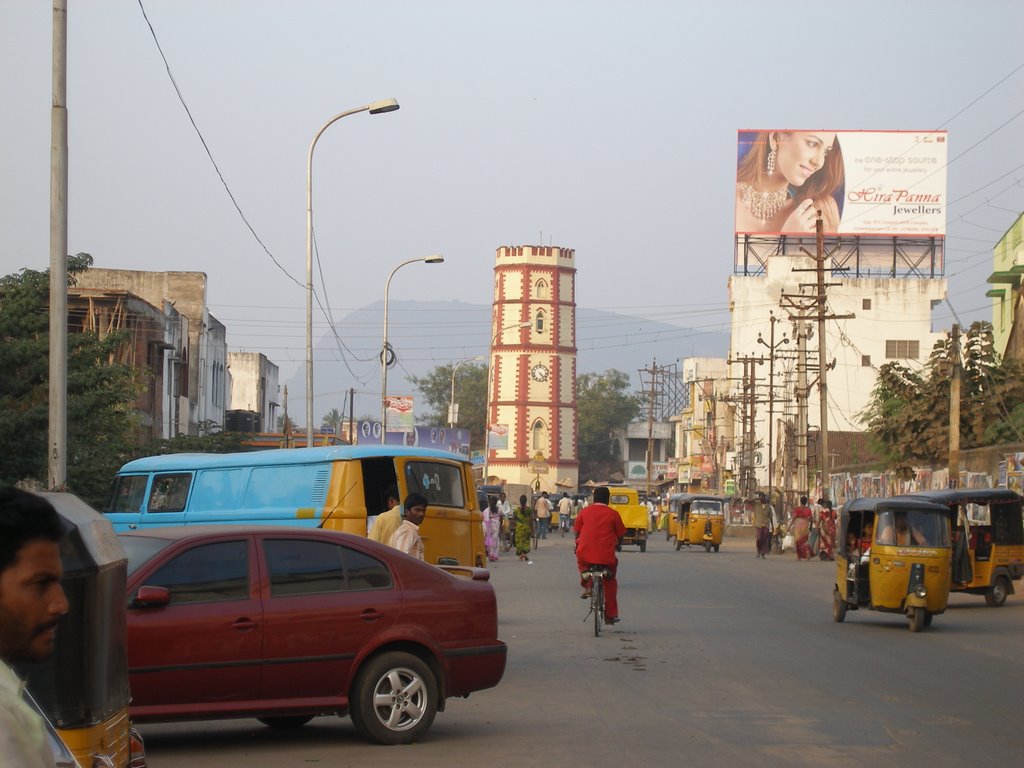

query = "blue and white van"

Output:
[[103, 445, 485, 567]]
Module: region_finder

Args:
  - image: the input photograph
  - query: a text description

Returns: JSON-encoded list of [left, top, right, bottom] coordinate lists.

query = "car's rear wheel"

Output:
[[350, 651, 438, 745], [257, 715, 313, 729]]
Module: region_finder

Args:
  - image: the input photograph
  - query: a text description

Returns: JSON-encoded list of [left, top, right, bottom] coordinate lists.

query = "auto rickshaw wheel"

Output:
[[703, 542, 711, 553], [713, 544, 720, 553], [923, 612, 933, 627], [832, 591, 846, 623], [985, 576, 1009, 607], [639, 539, 647, 553], [675, 539, 682, 551], [909, 607, 925, 632]]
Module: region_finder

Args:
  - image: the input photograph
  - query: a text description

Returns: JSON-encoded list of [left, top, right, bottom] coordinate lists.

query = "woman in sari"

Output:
[[513, 494, 534, 561], [791, 496, 814, 560], [817, 500, 837, 560], [483, 496, 500, 562]]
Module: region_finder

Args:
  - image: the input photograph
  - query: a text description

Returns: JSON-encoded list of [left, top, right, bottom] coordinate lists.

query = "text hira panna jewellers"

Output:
[[847, 187, 943, 216]]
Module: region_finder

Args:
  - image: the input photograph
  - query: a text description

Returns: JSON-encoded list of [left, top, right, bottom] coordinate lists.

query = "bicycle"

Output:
[[581, 565, 612, 637]]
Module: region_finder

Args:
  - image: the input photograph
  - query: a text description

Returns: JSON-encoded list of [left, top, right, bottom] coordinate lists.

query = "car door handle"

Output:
[[360, 609, 382, 622], [232, 618, 258, 631]]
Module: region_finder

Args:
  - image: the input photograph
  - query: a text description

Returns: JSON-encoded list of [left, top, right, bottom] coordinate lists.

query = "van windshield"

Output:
[[107, 475, 148, 513]]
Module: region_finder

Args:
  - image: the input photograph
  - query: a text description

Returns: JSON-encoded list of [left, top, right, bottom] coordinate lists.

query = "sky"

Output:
[[3, 1, 1023, 421]]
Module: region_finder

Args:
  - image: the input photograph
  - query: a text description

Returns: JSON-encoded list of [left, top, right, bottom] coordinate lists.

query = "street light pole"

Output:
[[306, 98, 399, 448], [449, 356, 484, 428], [381, 255, 445, 443], [482, 321, 531, 482]]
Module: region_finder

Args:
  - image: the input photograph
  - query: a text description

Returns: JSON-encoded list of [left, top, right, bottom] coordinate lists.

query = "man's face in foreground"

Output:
[[0, 539, 68, 664]]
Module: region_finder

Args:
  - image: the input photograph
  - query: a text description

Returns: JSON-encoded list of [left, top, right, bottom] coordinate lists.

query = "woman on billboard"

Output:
[[735, 130, 844, 234]]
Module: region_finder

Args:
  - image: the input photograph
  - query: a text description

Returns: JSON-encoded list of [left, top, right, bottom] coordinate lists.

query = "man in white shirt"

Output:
[[0, 487, 70, 768], [388, 492, 429, 561]]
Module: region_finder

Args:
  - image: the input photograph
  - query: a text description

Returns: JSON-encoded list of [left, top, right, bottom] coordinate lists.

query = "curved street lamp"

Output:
[[482, 321, 532, 482], [306, 98, 399, 447], [381, 255, 445, 442]]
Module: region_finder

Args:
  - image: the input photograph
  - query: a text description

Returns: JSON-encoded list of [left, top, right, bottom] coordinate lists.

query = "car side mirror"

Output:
[[132, 585, 171, 608]]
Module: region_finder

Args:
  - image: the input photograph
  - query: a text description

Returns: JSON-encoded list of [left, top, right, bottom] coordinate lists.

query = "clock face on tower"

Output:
[[530, 363, 550, 382]]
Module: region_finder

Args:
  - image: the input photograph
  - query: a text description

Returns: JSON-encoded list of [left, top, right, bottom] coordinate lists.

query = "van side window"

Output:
[[148, 473, 192, 512], [264, 539, 392, 597], [144, 541, 248, 604], [404, 461, 465, 508]]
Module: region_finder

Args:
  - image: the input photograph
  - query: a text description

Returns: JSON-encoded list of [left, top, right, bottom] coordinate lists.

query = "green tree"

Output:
[[408, 363, 488, 448], [861, 321, 1024, 469], [576, 369, 642, 482], [0, 254, 141, 506], [322, 407, 342, 434]]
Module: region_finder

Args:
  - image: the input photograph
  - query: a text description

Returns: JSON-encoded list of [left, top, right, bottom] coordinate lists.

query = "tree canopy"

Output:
[[0, 255, 141, 506], [576, 369, 642, 481], [860, 321, 1024, 472], [408, 362, 488, 448]]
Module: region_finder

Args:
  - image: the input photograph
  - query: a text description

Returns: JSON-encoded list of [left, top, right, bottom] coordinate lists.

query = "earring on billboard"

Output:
[[766, 144, 777, 175]]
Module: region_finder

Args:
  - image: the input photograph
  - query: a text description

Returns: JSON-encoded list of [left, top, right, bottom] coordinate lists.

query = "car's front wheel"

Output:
[[350, 651, 439, 745]]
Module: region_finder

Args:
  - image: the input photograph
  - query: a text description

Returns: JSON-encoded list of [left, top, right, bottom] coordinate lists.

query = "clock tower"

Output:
[[485, 244, 578, 493]]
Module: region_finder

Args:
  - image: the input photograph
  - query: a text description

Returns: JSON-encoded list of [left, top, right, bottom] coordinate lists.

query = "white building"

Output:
[[672, 357, 730, 492], [227, 352, 280, 432], [729, 253, 946, 487]]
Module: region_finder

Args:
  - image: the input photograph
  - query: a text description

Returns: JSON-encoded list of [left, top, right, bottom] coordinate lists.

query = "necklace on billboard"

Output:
[[739, 182, 790, 222]]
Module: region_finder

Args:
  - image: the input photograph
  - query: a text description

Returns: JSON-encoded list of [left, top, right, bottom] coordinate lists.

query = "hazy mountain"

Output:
[[280, 300, 729, 426]]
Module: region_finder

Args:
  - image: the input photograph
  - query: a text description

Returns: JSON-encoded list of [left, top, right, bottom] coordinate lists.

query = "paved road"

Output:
[[138, 531, 1024, 767]]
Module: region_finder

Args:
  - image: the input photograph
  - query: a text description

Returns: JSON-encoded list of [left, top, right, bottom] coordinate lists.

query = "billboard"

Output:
[[486, 423, 509, 451], [735, 130, 947, 237], [384, 395, 415, 431], [356, 421, 470, 455]]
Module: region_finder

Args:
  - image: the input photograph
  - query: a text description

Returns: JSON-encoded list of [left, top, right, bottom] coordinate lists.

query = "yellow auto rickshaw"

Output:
[[671, 493, 726, 552], [833, 496, 952, 632], [15, 493, 146, 767], [898, 488, 1024, 607]]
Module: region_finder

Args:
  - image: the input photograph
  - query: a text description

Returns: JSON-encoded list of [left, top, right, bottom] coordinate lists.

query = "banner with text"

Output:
[[735, 129, 947, 237]]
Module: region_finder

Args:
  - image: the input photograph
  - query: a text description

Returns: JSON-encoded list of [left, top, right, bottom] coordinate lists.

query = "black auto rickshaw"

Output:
[[896, 488, 1024, 607], [14, 493, 145, 767], [833, 496, 952, 632]]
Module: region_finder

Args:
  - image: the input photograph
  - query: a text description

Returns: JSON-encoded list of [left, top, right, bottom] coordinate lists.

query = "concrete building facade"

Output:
[[227, 351, 280, 433], [73, 269, 228, 435], [729, 253, 946, 488], [671, 357, 731, 493], [987, 211, 1024, 360]]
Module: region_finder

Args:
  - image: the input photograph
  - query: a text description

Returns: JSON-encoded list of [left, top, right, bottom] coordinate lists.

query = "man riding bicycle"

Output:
[[574, 486, 626, 625]]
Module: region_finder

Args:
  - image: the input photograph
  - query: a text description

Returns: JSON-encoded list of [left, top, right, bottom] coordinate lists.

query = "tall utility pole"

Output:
[[638, 359, 670, 498], [948, 324, 961, 487], [813, 217, 833, 498], [794, 322, 810, 494], [48, 1, 69, 489], [724, 354, 765, 497], [757, 313, 789, 495], [781, 212, 853, 500]]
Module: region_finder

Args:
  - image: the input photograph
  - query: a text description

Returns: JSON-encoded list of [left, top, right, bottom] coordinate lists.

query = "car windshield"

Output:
[[119, 535, 176, 577]]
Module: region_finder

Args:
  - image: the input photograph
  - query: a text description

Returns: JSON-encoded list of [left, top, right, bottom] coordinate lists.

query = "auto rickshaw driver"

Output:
[[878, 511, 926, 546]]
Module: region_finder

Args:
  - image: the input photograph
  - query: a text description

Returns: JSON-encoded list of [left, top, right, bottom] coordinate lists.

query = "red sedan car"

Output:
[[119, 526, 507, 744]]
